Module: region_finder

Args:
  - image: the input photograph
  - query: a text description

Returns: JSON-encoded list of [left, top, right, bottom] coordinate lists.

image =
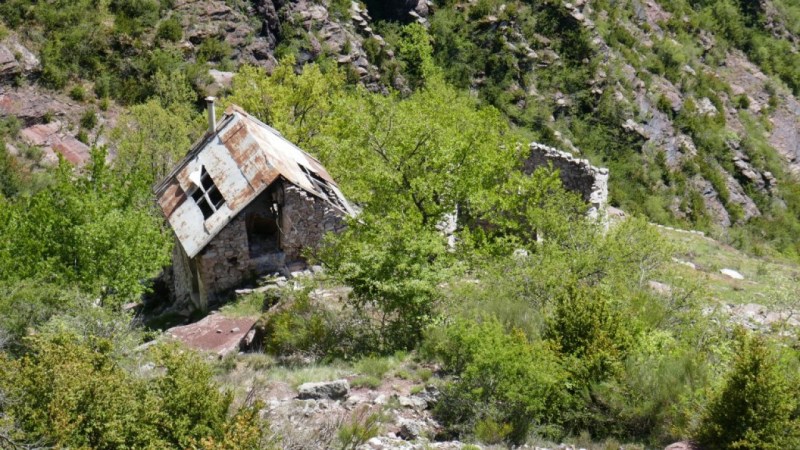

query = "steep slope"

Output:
[[1, 0, 799, 257]]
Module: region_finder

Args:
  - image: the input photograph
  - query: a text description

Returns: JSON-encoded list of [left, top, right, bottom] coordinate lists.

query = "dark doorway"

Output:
[[246, 205, 280, 258]]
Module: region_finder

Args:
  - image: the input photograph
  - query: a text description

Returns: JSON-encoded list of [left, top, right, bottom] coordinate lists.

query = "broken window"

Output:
[[299, 164, 346, 210], [190, 166, 226, 219]]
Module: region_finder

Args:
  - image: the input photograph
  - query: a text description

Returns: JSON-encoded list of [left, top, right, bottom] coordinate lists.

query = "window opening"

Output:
[[299, 165, 346, 210], [191, 166, 226, 219]]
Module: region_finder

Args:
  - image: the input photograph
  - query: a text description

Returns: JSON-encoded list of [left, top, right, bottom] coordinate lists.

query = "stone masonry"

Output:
[[523, 142, 609, 219]]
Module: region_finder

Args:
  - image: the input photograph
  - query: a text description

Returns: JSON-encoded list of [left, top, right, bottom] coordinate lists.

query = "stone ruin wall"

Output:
[[523, 142, 609, 218], [281, 183, 349, 261]]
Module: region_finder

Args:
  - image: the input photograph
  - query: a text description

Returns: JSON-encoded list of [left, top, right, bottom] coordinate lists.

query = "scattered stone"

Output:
[[397, 418, 426, 440], [297, 379, 350, 400], [720, 268, 744, 280], [648, 280, 672, 296], [345, 394, 368, 407], [671, 258, 697, 270], [697, 97, 719, 116], [398, 395, 427, 409]]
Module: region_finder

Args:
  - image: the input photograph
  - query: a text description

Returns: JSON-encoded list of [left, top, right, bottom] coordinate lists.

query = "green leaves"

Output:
[[427, 317, 570, 444], [0, 147, 172, 304], [0, 333, 262, 449], [316, 78, 517, 227], [695, 331, 800, 450], [317, 213, 453, 351]]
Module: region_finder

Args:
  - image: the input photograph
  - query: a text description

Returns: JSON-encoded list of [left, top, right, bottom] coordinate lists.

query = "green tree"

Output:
[[695, 331, 800, 450], [0, 148, 172, 303], [317, 213, 452, 351], [316, 78, 518, 227], [112, 99, 196, 192], [226, 58, 346, 147]]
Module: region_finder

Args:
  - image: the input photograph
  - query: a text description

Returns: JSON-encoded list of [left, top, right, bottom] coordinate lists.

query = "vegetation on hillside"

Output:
[[0, 0, 799, 448]]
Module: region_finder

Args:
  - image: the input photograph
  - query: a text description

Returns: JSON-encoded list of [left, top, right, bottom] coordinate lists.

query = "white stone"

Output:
[[720, 268, 744, 280]]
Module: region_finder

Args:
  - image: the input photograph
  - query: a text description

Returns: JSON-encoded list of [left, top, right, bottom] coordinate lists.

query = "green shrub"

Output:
[[76, 129, 89, 144], [337, 406, 386, 450], [351, 375, 382, 389], [198, 37, 232, 63], [69, 85, 86, 102], [0, 280, 84, 351], [694, 331, 800, 450], [474, 417, 513, 445], [0, 142, 21, 198], [156, 17, 183, 42], [426, 317, 571, 444], [0, 333, 264, 449], [80, 109, 97, 130], [318, 215, 452, 353], [255, 290, 336, 358], [354, 356, 394, 380]]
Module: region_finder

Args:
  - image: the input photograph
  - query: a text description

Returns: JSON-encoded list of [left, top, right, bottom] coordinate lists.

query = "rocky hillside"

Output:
[[3, 3, 800, 449], [1, 0, 799, 257]]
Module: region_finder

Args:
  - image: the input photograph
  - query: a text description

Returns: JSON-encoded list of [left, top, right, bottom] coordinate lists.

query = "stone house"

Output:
[[154, 100, 355, 312]]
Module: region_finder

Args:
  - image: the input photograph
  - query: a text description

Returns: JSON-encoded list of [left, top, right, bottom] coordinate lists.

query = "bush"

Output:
[[317, 215, 452, 353], [426, 317, 571, 444], [69, 85, 86, 101], [198, 37, 232, 63], [0, 333, 264, 449], [694, 331, 800, 450], [254, 289, 341, 359], [337, 406, 386, 450], [156, 17, 183, 42], [0, 280, 84, 352], [544, 285, 632, 383], [80, 109, 97, 129]]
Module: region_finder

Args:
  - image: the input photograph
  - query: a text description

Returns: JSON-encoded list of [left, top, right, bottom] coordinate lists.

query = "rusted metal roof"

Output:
[[154, 105, 355, 258]]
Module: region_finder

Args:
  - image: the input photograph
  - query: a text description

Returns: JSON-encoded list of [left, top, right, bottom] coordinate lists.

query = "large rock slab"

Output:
[[19, 121, 90, 166], [297, 379, 350, 400]]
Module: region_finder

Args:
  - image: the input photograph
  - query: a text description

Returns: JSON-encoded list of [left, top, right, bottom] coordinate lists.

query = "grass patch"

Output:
[[266, 362, 353, 388], [351, 375, 382, 389], [660, 226, 799, 307], [219, 291, 272, 318]]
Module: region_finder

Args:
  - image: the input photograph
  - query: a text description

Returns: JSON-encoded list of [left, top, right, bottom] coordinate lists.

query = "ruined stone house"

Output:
[[154, 100, 355, 312], [524, 142, 609, 220]]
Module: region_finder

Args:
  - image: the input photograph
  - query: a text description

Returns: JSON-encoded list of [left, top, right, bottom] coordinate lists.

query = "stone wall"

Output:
[[281, 183, 348, 261], [170, 243, 199, 311], [523, 142, 609, 217], [196, 208, 252, 305]]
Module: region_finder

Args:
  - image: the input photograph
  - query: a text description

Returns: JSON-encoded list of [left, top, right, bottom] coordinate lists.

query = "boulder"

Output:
[[0, 44, 19, 78], [297, 379, 350, 400], [397, 418, 426, 440]]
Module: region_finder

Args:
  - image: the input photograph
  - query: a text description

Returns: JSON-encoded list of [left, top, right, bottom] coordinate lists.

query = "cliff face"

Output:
[[1, 0, 799, 238]]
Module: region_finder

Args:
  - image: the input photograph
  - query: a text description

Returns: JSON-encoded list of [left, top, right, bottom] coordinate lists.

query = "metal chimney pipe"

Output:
[[205, 96, 216, 134]]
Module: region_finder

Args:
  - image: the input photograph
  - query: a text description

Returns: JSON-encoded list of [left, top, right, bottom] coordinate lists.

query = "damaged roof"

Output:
[[154, 104, 355, 258]]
